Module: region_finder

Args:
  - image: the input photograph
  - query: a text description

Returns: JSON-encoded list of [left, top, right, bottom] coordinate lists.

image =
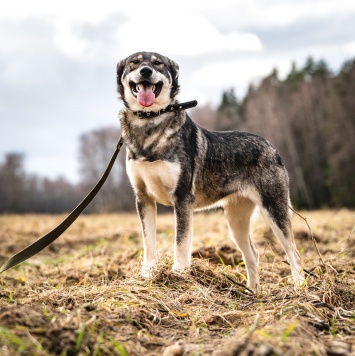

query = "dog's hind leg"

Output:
[[260, 198, 305, 286], [224, 196, 260, 291], [136, 193, 158, 278]]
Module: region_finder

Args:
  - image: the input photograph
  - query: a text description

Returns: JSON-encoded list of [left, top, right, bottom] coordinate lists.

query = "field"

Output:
[[0, 209, 354, 355]]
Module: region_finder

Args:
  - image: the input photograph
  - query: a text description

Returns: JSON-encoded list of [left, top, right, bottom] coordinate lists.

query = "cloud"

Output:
[[37, 8, 262, 61], [203, 0, 355, 32], [345, 41, 355, 57], [187, 54, 291, 105], [52, 13, 128, 61], [116, 12, 262, 57]]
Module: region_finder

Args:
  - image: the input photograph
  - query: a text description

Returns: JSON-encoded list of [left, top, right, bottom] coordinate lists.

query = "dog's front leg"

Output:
[[136, 193, 157, 278], [172, 198, 194, 272]]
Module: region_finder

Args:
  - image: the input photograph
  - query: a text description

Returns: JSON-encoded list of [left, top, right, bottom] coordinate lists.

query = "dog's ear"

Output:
[[116, 59, 126, 99], [166, 58, 180, 98], [167, 58, 179, 82]]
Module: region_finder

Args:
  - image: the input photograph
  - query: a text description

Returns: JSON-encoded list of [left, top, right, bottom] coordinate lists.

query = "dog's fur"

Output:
[[117, 51, 304, 290]]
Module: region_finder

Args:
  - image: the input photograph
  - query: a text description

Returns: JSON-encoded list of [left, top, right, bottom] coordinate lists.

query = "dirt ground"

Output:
[[0, 209, 354, 355]]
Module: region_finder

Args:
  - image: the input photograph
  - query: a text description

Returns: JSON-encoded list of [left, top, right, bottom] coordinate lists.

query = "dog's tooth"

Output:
[[152, 85, 156, 92]]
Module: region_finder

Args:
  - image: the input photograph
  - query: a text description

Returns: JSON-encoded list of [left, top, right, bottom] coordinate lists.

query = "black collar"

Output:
[[132, 100, 198, 119]]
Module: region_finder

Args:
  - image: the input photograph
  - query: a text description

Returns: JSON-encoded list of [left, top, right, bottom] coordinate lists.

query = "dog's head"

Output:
[[117, 52, 180, 112]]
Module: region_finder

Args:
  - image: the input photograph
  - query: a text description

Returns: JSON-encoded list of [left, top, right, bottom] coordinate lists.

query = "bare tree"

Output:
[[78, 126, 135, 212], [189, 105, 219, 130], [0, 153, 82, 213], [0, 153, 26, 212]]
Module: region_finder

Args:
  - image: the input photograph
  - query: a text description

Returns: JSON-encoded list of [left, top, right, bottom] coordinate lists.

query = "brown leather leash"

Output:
[[0, 136, 124, 274]]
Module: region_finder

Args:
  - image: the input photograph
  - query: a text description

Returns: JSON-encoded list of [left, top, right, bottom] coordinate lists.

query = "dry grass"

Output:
[[0, 209, 354, 355]]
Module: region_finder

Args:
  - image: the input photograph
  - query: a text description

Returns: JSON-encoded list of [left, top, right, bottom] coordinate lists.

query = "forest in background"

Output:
[[1, 56, 354, 213]]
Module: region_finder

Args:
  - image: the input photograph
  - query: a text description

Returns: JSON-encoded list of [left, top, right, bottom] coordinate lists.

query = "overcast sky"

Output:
[[1, 0, 355, 182]]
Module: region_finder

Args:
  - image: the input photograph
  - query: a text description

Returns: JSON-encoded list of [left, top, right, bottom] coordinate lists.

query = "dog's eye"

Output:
[[131, 60, 140, 65], [154, 60, 163, 66]]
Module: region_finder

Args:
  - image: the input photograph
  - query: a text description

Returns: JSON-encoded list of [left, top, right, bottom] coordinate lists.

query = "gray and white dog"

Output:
[[117, 51, 304, 290]]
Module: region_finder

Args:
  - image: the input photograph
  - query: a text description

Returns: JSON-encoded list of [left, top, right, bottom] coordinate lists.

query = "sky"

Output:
[[1, 0, 355, 182]]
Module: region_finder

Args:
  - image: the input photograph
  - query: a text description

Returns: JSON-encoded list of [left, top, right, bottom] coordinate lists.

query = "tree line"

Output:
[[0, 153, 83, 213], [212, 57, 355, 208], [1, 56, 354, 213], [0, 129, 135, 214]]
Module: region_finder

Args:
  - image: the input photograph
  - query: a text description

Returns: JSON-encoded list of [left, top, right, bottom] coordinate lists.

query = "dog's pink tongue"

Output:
[[137, 84, 155, 107]]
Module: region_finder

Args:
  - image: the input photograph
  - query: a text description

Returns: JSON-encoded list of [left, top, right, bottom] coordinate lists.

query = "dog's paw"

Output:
[[295, 274, 306, 287], [171, 266, 190, 276], [292, 269, 306, 287], [246, 282, 260, 295], [141, 266, 156, 279], [172, 259, 190, 272]]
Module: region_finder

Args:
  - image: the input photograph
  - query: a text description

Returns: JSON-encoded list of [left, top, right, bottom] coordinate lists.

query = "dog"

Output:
[[116, 51, 304, 291]]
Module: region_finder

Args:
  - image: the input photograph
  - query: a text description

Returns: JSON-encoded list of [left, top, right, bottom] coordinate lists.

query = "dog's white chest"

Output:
[[127, 159, 181, 205]]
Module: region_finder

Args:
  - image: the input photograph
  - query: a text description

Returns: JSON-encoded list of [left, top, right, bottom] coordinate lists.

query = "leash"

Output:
[[0, 135, 124, 274]]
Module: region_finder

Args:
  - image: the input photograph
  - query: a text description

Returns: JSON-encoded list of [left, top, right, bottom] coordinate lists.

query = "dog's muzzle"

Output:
[[129, 80, 163, 107], [129, 66, 163, 108]]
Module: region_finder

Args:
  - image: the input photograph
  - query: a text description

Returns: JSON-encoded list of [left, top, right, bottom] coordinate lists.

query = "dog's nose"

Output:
[[140, 66, 153, 78]]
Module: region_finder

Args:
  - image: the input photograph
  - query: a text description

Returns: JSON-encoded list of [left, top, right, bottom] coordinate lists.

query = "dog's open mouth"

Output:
[[130, 81, 163, 107]]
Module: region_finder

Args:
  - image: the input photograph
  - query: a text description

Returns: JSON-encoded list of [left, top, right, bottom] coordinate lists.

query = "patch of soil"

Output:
[[192, 245, 243, 266]]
